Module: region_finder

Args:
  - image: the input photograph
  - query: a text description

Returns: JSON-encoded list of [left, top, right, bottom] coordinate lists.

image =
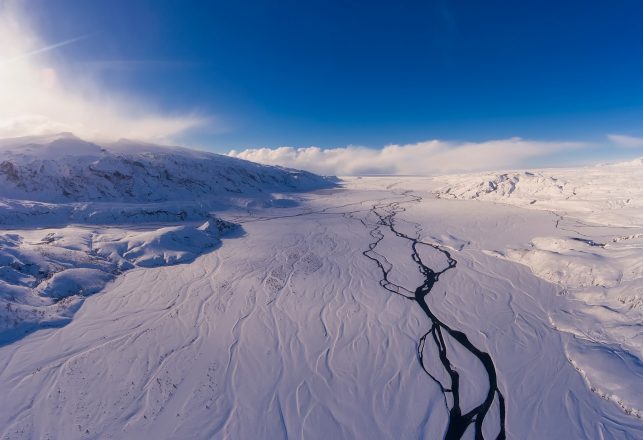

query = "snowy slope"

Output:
[[435, 159, 643, 227], [435, 160, 643, 421], [0, 133, 334, 345], [0, 132, 331, 204]]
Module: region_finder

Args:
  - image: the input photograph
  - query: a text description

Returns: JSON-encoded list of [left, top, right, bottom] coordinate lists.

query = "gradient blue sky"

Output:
[[5, 0, 643, 169]]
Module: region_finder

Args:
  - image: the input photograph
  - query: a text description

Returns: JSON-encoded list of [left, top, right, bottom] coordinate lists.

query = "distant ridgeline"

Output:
[[0, 132, 335, 204]]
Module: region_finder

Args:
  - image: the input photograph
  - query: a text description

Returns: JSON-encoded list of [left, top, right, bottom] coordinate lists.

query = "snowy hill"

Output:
[[0, 133, 332, 204], [0, 133, 335, 344], [434, 160, 643, 420], [434, 159, 643, 227]]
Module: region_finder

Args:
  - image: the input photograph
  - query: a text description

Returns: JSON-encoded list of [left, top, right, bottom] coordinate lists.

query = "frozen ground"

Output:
[[1, 144, 642, 438], [435, 159, 643, 421], [0, 133, 333, 345]]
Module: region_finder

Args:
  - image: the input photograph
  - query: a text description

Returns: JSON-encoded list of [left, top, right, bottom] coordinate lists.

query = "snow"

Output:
[[435, 158, 643, 426], [0, 133, 332, 204], [0, 133, 334, 345], [1, 140, 642, 439], [435, 158, 643, 227], [37, 268, 113, 299]]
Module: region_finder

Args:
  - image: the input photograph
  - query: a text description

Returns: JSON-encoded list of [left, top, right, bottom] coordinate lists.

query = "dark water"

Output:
[[359, 194, 506, 439]]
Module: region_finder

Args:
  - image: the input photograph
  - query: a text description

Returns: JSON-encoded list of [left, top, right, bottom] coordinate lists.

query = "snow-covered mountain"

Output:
[[0, 132, 332, 204], [0, 133, 335, 345]]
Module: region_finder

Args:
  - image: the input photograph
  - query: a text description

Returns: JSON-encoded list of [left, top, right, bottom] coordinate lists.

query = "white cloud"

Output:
[[0, 2, 205, 142], [608, 134, 643, 149], [228, 138, 586, 176]]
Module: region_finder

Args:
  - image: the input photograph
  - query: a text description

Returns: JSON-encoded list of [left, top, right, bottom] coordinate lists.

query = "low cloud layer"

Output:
[[229, 138, 586, 176], [608, 134, 643, 149], [0, 3, 204, 141]]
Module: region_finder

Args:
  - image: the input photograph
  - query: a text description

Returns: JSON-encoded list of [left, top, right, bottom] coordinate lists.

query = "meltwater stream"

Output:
[[360, 194, 506, 440]]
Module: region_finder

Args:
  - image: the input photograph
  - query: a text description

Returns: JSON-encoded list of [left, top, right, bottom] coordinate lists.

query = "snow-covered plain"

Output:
[[1, 138, 643, 439]]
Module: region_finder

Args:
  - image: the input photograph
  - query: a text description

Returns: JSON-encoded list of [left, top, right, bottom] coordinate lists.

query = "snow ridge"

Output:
[[436, 171, 570, 202], [0, 133, 333, 204]]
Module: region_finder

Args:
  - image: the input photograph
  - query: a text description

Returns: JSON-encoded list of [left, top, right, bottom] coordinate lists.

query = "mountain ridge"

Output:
[[0, 133, 336, 204]]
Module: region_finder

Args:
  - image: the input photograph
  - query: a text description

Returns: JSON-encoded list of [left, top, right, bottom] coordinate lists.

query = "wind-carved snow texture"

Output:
[[0, 133, 334, 345], [435, 159, 643, 422], [2, 152, 643, 438]]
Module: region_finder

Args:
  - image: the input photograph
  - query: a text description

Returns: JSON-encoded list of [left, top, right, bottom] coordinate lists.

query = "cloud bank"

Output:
[[229, 138, 586, 176], [608, 134, 643, 149], [0, 2, 204, 141]]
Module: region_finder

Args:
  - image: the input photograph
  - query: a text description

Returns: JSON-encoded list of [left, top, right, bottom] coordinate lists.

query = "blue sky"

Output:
[[2, 0, 643, 172]]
